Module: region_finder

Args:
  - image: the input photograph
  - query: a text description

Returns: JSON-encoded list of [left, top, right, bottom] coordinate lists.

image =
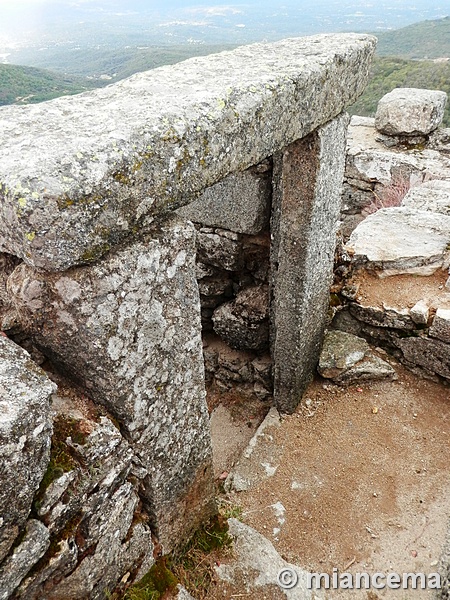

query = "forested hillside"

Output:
[[376, 16, 450, 58], [1, 17, 449, 117], [348, 57, 450, 126], [0, 64, 97, 105]]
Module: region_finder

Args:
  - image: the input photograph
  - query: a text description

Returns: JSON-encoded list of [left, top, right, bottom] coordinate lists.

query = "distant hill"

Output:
[[1, 17, 449, 124], [0, 44, 238, 107], [0, 64, 98, 105], [376, 16, 450, 59], [348, 56, 450, 127], [6, 44, 237, 82]]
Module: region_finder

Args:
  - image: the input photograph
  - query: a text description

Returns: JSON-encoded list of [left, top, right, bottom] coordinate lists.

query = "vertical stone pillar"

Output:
[[270, 113, 349, 413], [8, 216, 215, 552]]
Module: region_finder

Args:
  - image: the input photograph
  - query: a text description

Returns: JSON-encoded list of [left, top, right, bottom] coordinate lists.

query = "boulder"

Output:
[[375, 88, 447, 136], [212, 285, 269, 352], [394, 336, 450, 381], [177, 163, 271, 234], [410, 300, 430, 326], [15, 397, 155, 600], [0, 520, 50, 600], [196, 229, 243, 271], [0, 337, 55, 563], [225, 408, 282, 493], [318, 330, 396, 384], [430, 308, 450, 344], [40, 483, 153, 600], [349, 303, 416, 330], [215, 518, 318, 599]]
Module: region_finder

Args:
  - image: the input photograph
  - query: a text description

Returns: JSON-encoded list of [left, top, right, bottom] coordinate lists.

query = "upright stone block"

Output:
[[270, 113, 349, 413], [0, 337, 55, 564], [8, 216, 214, 550]]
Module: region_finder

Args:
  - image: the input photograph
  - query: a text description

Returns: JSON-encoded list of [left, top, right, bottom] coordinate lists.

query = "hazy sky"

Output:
[[1, 0, 449, 47]]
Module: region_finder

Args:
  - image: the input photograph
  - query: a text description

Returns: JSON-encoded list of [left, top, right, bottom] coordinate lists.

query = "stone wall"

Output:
[[335, 88, 450, 385], [341, 88, 450, 239], [0, 34, 375, 598]]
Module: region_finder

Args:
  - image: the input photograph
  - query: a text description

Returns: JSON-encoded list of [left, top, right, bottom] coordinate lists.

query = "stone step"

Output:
[[346, 206, 450, 276]]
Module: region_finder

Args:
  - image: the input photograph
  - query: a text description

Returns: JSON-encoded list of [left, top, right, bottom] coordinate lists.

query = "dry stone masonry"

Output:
[[335, 87, 450, 384], [0, 34, 376, 598], [341, 86, 450, 239]]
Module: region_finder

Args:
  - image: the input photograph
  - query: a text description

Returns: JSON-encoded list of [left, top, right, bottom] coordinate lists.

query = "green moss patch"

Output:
[[34, 416, 89, 510], [115, 514, 233, 600]]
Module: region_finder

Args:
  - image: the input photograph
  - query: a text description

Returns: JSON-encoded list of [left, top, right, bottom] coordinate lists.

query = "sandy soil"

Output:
[[349, 269, 450, 312], [213, 361, 450, 599]]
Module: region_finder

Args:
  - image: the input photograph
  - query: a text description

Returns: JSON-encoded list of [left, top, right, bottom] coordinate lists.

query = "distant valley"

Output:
[[0, 13, 449, 126]]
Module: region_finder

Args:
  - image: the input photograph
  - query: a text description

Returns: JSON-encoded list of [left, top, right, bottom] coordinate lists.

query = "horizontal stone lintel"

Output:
[[0, 34, 376, 270]]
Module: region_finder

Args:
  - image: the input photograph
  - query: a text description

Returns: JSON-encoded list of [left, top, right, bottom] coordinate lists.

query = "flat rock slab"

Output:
[[177, 164, 271, 234], [402, 180, 450, 215], [346, 206, 450, 276], [225, 408, 282, 493], [0, 34, 375, 271], [7, 216, 214, 550], [345, 122, 450, 187], [375, 88, 448, 136], [318, 330, 396, 384], [216, 518, 320, 599]]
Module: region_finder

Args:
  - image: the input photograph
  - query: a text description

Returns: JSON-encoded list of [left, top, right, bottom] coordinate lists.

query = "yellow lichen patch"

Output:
[[18, 197, 27, 208], [25, 231, 36, 242], [112, 171, 131, 185]]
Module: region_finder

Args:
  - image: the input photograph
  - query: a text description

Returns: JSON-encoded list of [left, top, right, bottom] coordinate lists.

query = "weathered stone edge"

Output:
[[0, 34, 376, 271]]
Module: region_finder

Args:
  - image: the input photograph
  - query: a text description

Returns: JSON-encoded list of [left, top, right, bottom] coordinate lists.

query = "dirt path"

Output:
[[214, 361, 450, 599]]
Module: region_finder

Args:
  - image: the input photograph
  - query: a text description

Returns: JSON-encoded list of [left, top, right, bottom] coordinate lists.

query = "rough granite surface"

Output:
[[346, 207, 450, 276], [375, 88, 447, 136], [7, 216, 214, 550], [0, 520, 50, 600], [14, 401, 155, 600], [0, 34, 376, 271], [402, 180, 450, 215], [0, 337, 55, 564], [216, 518, 322, 599], [318, 330, 396, 384], [177, 163, 271, 234], [342, 116, 450, 237], [271, 113, 349, 413]]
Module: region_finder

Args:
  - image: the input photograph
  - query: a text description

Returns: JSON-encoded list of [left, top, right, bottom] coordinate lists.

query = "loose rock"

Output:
[[375, 88, 448, 137], [318, 330, 397, 384]]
